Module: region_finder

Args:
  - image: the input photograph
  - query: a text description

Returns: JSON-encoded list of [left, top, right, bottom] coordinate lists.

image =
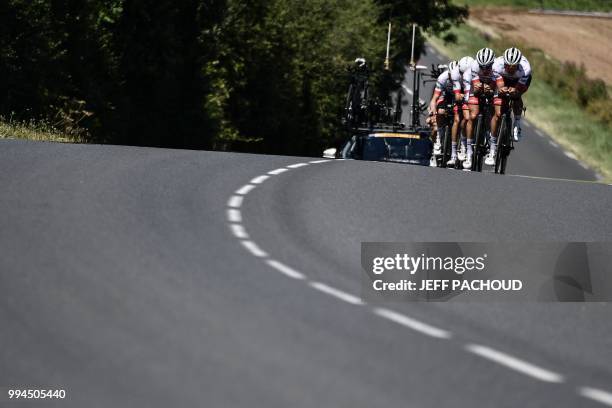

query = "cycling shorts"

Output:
[[468, 95, 503, 106], [436, 91, 460, 113], [505, 74, 532, 93], [517, 74, 532, 93]]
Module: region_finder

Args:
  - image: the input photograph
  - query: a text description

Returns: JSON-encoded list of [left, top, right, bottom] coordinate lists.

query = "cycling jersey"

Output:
[[433, 70, 461, 113], [467, 60, 504, 106], [470, 60, 504, 87], [492, 55, 531, 90], [433, 70, 455, 99]]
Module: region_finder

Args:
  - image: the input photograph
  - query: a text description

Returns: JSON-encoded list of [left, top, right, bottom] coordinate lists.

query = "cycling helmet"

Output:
[[503, 47, 522, 66], [476, 48, 495, 67], [354, 57, 366, 68], [458, 56, 475, 73], [448, 60, 459, 72]]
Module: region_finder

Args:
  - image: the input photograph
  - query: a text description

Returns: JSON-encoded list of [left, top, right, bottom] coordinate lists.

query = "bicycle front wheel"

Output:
[[472, 115, 484, 172]]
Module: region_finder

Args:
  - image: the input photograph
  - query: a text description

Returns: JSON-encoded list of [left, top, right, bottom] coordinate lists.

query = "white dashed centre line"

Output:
[[240, 240, 268, 258], [309, 282, 365, 305], [225, 159, 607, 402], [268, 167, 289, 175], [465, 344, 564, 383], [374, 308, 451, 339], [227, 195, 244, 208], [230, 224, 249, 239], [235, 184, 256, 195], [250, 175, 270, 184], [579, 387, 612, 407], [266, 259, 306, 280], [226, 209, 242, 223]]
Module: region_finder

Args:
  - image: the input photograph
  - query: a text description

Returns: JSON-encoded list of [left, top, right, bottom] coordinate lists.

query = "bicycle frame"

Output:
[[471, 93, 494, 172], [495, 94, 515, 174]]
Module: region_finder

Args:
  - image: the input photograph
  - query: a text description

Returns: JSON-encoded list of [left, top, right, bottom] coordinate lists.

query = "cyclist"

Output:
[[448, 55, 475, 166], [493, 47, 531, 142], [427, 60, 460, 161], [464, 48, 504, 169]]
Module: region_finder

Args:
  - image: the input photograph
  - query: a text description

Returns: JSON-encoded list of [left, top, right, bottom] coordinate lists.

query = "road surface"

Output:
[[1, 136, 611, 407]]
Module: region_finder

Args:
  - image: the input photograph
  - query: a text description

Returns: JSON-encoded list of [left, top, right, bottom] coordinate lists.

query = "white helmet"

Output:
[[476, 48, 495, 67], [458, 56, 474, 73], [503, 47, 522, 66], [448, 60, 458, 72]]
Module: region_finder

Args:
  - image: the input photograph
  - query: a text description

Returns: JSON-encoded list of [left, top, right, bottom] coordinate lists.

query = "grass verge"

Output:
[[0, 118, 84, 144], [427, 24, 612, 182], [452, 0, 612, 12]]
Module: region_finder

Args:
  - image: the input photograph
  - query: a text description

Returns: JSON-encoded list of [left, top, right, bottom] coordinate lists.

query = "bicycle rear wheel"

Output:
[[440, 124, 452, 168]]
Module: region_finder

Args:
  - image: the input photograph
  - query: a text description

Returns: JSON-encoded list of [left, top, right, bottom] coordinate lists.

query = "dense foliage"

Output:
[[0, 0, 466, 154]]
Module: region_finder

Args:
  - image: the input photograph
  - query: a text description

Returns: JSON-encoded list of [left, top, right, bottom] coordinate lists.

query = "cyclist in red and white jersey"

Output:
[[464, 48, 504, 169], [493, 47, 532, 142], [427, 60, 460, 160], [448, 56, 475, 165]]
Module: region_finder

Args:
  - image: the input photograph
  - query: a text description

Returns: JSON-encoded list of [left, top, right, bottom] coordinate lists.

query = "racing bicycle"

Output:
[[471, 92, 495, 172], [494, 92, 515, 174], [344, 63, 370, 129]]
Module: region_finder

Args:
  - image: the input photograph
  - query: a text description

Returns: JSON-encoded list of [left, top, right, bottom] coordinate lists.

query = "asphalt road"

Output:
[[1, 136, 611, 407]]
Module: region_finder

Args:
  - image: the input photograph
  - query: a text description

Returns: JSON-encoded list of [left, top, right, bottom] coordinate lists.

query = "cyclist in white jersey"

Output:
[[463, 48, 504, 169], [448, 56, 474, 165], [493, 47, 532, 142], [427, 61, 460, 158]]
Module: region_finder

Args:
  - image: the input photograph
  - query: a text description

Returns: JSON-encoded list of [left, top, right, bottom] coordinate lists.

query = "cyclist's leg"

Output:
[[467, 98, 480, 156], [486, 102, 503, 165], [450, 105, 460, 162], [514, 75, 530, 139], [490, 97, 503, 147], [459, 103, 470, 160], [464, 96, 479, 168], [434, 95, 447, 147]]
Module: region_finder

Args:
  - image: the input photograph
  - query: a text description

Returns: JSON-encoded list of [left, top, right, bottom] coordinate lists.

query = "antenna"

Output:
[[409, 23, 416, 67], [384, 21, 391, 71]]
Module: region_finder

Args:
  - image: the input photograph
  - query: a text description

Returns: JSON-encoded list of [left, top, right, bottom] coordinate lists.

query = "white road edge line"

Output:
[[235, 184, 256, 195], [266, 259, 305, 280], [579, 387, 612, 407], [374, 308, 452, 339], [250, 175, 270, 184], [309, 282, 364, 305], [268, 167, 289, 175], [227, 195, 244, 208], [309, 159, 331, 164], [535, 129, 544, 137], [465, 344, 564, 383], [564, 151, 578, 161], [287, 162, 309, 168], [226, 209, 242, 223], [549, 140, 559, 148], [229, 224, 249, 239], [240, 240, 268, 258]]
